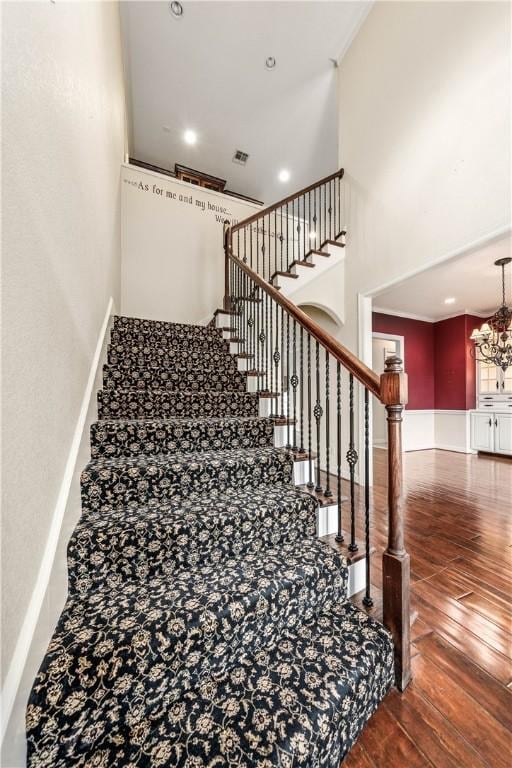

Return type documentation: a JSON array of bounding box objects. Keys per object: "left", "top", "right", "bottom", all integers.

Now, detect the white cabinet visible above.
[
  {"left": 495, "top": 413, "right": 512, "bottom": 456},
  {"left": 471, "top": 412, "right": 494, "bottom": 452},
  {"left": 470, "top": 411, "right": 512, "bottom": 456}
]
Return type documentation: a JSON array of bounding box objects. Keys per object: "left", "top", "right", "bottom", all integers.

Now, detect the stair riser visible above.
[
  {"left": 114, "top": 315, "right": 219, "bottom": 333},
  {"left": 110, "top": 335, "right": 229, "bottom": 354},
  {"left": 81, "top": 451, "right": 294, "bottom": 510},
  {"left": 107, "top": 347, "right": 238, "bottom": 374},
  {"left": 112, "top": 322, "right": 222, "bottom": 343},
  {"left": 102, "top": 365, "right": 247, "bottom": 393},
  {"left": 90, "top": 418, "right": 275, "bottom": 459},
  {"left": 97, "top": 390, "right": 260, "bottom": 420},
  {"left": 68, "top": 490, "right": 319, "bottom": 593}
]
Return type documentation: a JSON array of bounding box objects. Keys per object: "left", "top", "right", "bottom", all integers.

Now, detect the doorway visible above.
[{"left": 372, "top": 333, "right": 404, "bottom": 448}]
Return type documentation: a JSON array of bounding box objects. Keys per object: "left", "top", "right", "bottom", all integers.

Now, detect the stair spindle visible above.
[
  {"left": 314, "top": 340, "right": 323, "bottom": 493},
  {"left": 286, "top": 313, "right": 291, "bottom": 448},
  {"left": 280, "top": 304, "right": 285, "bottom": 418},
  {"left": 269, "top": 293, "right": 274, "bottom": 395},
  {"left": 335, "top": 361, "right": 344, "bottom": 542},
  {"left": 299, "top": 326, "right": 305, "bottom": 453},
  {"left": 324, "top": 351, "right": 332, "bottom": 497},
  {"left": 274, "top": 301, "right": 280, "bottom": 414},
  {"left": 307, "top": 334, "right": 313, "bottom": 488},
  {"left": 291, "top": 320, "right": 297, "bottom": 449},
  {"left": 363, "top": 387, "right": 373, "bottom": 607},
  {"left": 347, "top": 373, "right": 358, "bottom": 552}
]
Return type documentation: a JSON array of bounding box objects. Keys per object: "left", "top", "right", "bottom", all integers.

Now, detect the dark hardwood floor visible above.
[{"left": 329, "top": 448, "right": 512, "bottom": 767}]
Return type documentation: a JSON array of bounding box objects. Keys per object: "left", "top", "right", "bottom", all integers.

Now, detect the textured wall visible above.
[{"left": 1, "top": 0, "right": 125, "bottom": 703}]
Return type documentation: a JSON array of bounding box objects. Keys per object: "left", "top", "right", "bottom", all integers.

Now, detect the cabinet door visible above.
[
  {"left": 494, "top": 414, "right": 512, "bottom": 455},
  {"left": 500, "top": 367, "right": 512, "bottom": 395},
  {"left": 479, "top": 362, "right": 500, "bottom": 394},
  {"left": 471, "top": 413, "right": 494, "bottom": 452}
]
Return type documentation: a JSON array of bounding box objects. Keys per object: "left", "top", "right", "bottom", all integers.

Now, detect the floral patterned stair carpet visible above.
[{"left": 27, "top": 314, "right": 394, "bottom": 767}]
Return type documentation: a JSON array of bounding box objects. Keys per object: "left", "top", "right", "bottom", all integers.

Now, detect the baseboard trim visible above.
[{"left": 0, "top": 296, "right": 114, "bottom": 745}]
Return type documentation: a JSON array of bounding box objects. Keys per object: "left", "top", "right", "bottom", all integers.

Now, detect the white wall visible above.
[
  {"left": 121, "top": 165, "right": 262, "bottom": 324},
  {"left": 1, "top": 1, "right": 126, "bottom": 760},
  {"left": 337, "top": 0, "right": 511, "bottom": 362}
]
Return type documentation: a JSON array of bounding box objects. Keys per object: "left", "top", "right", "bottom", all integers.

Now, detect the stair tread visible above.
[
  {"left": 71, "top": 483, "right": 320, "bottom": 591},
  {"left": 27, "top": 600, "right": 392, "bottom": 766},
  {"left": 91, "top": 416, "right": 275, "bottom": 458}
]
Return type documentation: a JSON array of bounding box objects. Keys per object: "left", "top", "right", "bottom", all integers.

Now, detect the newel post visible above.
[
  {"left": 223, "top": 220, "right": 231, "bottom": 311},
  {"left": 380, "top": 355, "right": 411, "bottom": 691}
]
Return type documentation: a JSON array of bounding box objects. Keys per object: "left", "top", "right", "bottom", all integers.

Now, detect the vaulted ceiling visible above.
[{"left": 120, "top": 1, "right": 371, "bottom": 203}]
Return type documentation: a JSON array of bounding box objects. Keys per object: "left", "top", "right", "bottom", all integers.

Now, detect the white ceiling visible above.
[
  {"left": 120, "top": 1, "right": 371, "bottom": 203},
  {"left": 373, "top": 233, "right": 512, "bottom": 321}
]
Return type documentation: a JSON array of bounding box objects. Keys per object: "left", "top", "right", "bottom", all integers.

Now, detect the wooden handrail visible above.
[
  {"left": 224, "top": 212, "right": 411, "bottom": 691},
  {"left": 225, "top": 241, "right": 381, "bottom": 399},
  {"left": 231, "top": 168, "right": 345, "bottom": 233}
]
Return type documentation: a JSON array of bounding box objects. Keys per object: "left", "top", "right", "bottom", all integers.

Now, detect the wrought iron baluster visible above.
[
  {"left": 335, "top": 362, "right": 344, "bottom": 542},
  {"left": 299, "top": 326, "right": 305, "bottom": 453},
  {"left": 307, "top": 190, "right": 311, "bottom": 253},
  {"left": 328, "top": 180, "right": 332, "bottom": 240},
  {"left": 273, "top": 300, "right": 280, "bottom": 414},
  {"left": 323, "top": 181, "right": 326, "bottom": 244},
  {"left": 363, "top": 387, "right": 373, "bottom": 607},
  {"left": 263, "top": 291, "right": 269, "bottom": 391},
  {"left": 313, "top": 188, "right": 317, "bottom": 256},
  {"left": 291, "top": 320, "right": 298, "bottom": 449},
  {"left": 268, "top": 213, "right": 271, "bottom": 282},
  {"left": 307, "top": 334, "right": 314, "bottom": 488},
  {"left": 336, "top": 176, "right": 343, "bottom": 235},
  {"left": 286, "top": 202, "right": 289, "bottom": 272},
  {"left": 302, "top": 195, "right": 306, "bottom": 262},
  {"left": 256, "top": 220, "right": 260, "bottom": 277},
  {"left": 280, "top": 207, "right": 283, "bottom": 273},
  {"left": 274, "top": 209, "right": 277, "bottom": 279},
  {"left": 269, "top": 294, "right": 274, "bottom": 395},
  {"left": 347, "top": 373, "right": 358, "bottom": 552},
  {"left": 314, "top": 341, "right": 323, "bottom": 493},
  {"left": 280, "top": 305, "right": 285, "bottom": 418},
  {"left": 324, "top": 351, "right": 332, "bottom": 497},
  {"left": 286, "top": 313, "right": 291, "bottom": 448},
  {"left": 291, "top": 199, "right": 295, "bottom": 272}
]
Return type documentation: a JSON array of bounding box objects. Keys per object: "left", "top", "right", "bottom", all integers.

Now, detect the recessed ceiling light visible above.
[
  {"left": 169, "top": 1, "right": 183, "bottom": 19},
  {"left": 278, "top": 169, "right": 290, "bottom": 183},
  {"left": 183, "top": 129, "right": 197, "bottom": 145},
  {"left": 265, "top": 56, "right": 276, "bottom": 70},
  {"left": 444, "top": 297, "right": 456, "bottom": 304},
  {"left": 309, "top": 231, "right": 317, "bottom": 241}
]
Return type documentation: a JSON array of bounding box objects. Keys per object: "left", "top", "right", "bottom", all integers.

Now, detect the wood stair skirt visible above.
[{"left": 27, "top": 313, "right": 394, "bottom": 767}]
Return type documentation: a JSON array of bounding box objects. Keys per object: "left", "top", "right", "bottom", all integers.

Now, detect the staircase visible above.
[{"left": 27, "top": 170, "right": 411, "bottom": 766}]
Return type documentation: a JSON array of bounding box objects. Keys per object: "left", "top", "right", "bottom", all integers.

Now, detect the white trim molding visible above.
[
  {"left": 402, "top": 409, "right": 473, "bottom": 454},
  {"left": 1, "top": 297, "right": 115, "bottom": 761}
]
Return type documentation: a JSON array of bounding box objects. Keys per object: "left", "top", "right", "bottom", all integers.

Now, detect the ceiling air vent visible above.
[{"left": 232, "top": 150, "right": 249, "bottom": 166}]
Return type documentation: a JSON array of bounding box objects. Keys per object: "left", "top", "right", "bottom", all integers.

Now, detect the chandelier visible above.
[{"left": 470, "top": 257, "right": 512, "bottom": 371}]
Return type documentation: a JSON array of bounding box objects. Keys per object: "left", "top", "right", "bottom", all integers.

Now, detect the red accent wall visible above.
[
  {"left": 372, "top": 313, "right": 435, "bottom": 410},
  {"left": 373, "top": 312, "right": 479, "bottom": 410},
  {"left": 433, "top": 314, "right": 481, "bottom": 410}
]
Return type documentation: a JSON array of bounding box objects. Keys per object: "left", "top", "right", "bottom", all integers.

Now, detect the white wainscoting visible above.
[{"left": 402, "top": 410, "right": 472, "bottom": 453}]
